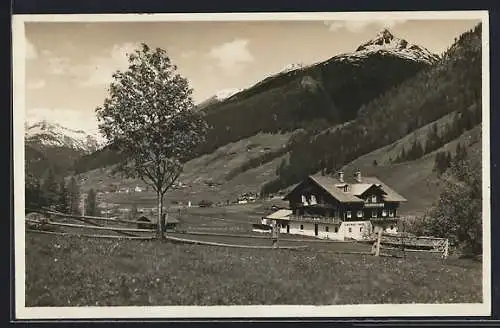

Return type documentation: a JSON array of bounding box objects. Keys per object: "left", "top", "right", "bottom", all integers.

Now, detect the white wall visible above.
[
  {"left": 339, "top": 221, "right": 372, "bottom": 240},
  {"left": 286, "top": 222, "right": 344, "bottom": 241}
]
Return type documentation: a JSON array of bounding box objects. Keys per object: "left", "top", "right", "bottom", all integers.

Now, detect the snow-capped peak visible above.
[
  {"left": 279, "top": 63, "right": 305, "bottom": 74},
  {"left": 353, "top": 28, "right": 440, "bottom": 64},
  {"left": 26, "top": 120, "right": 105, "bottom": 153},
  {"left": 214, "top": 88, "right": 243, "bottom": 101}
]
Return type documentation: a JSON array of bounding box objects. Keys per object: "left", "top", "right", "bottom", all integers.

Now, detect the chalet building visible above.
[{"left": 263, "top": 170, "right": 407, "bottom": 241}]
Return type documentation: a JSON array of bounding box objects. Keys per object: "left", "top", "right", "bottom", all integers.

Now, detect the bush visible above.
[
  {"left": 198, "top": 200, "right": 213, "bottom": 208},
  {"left": 419, "top": 155, "right": 482, "bottom": 257}
]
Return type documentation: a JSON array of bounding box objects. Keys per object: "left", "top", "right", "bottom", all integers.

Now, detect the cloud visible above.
[
  {"left": 47, "top": 56, "right": 72, "bottom": 75},
  {"left": 79, "top": 42, "right": 139, "bottom": 87},
  {"left": 26, "top": 39, "right": 37, "bottom": 60},
  {"left": 324, "top": 19, "right": 407, "bottom": 33},
  {"left": 208, "top": 39, "right": 254, "bottom": 73},
  {"left": 180, "top": 50, "right": 196, "bottom": 59},
  {"left": 26, "top": 107, "right": 100, "bottom": 134},
  {"left": 27, "top": 79, "right": 46, "bottom": 90}
]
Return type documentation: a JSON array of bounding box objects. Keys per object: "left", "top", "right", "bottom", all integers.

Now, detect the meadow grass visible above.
[{"left": 25, "top": 233, "right": 482, "bottom": 307}]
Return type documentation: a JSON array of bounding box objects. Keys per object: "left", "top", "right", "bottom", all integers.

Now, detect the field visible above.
[{"left": 25, "top": 232, "right": 482, "bottom": 307}]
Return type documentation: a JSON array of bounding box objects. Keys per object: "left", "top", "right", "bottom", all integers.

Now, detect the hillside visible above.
[
  {"left": 53, "top": 25, "right": 483, "bottom": 220},
  {"left": 339, "top": 123, "right": 482, "bottom": 216},
  {"left": 198, "top": 29, "right": 436, "bottom": 155},
  {"left": 263, "top": 23, "right": 482, "bottom": 195},
  {"left": 77, "top": 132, "right": 292, "bottom": 205},
  {"left": 73, "top": 29, "right": 436, "bottom": 174}
]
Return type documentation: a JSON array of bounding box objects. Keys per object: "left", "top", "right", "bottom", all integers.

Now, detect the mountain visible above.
[
  {"left": 196, "top": 29, "right": 438, "bottom": 156},
  {"left": 262, "top": 24, "right": 482, "bottom": 196},
  {"left": 75, "top": 29, "right": 437, "bottom": 174},
  {"left": 72, "top": 24, "right": 482, "bottom": 217},
  {"left": 26, "top": 120, "right": 103, "bottom": 154},
  {"left": 354, "top": 29, "right": 440, "bottom": 64},
  {"left": 25, "top": 121, "right": 105, "bottom": 178},
  {"left": 196, "top": 88, "right": 245, "bottom": 111}
]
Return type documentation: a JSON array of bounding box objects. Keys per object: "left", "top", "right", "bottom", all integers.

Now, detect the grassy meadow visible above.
[{"left": 25, "top": 232, "right": 482, "bottom": 307}]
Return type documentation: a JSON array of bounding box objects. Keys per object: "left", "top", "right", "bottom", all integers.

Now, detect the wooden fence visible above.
[
  {"left": 371, "top": 232, "right": 449, "bottom": 259},
  {"left": 24, "top": 209, "right": 308, "bottom": 250},
  {"left": 25, "top": 209, "right": 157, "bottom": 240}
]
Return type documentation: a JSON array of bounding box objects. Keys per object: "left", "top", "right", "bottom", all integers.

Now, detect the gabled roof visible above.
[
  {"left": 308, "top": 176, "right": 364, "bottom": 203},
  {"left": 284, "top": 174, "right": 407, "bottom": 204},
  {"left": 358, "top": 177, "right": 407, "bottom": 202},
  {"left": 265, "top": 209, "right": 293, "bottom": 219},
  {"left": 348, "top": 183, "right": 373, "bottom": 196}
]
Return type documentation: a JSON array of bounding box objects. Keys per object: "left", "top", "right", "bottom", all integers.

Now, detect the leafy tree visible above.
[
  {"left": 86, "top": 188, "right": 98, "bottom": 216},
  {"left": 423, "top": 153, "right": 482, "bottom": 257},
  {"left": 41, "top": 168, "right": 59, "bottom": 209},
  {"left": 67, "top": 176, "right": 80, "bottom": 215},
  {"left": 25, "top": 170, "right": 42, "bottom": 210},
  {"left": 96, "top": 43, "right": 208, "bottom": 239},
  {"left": 455, "top": 142, "right": 468, "bottom": 162},
  {"left": 56, "top": 180, "right": 69, "bottom": 213},
  {"left": 424, "top": 122, "right": 441, "bottom": 154}
]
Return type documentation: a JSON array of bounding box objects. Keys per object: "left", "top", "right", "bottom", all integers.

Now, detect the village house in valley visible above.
[{"left": 262, "top": 170, "right": 407, "bottom": 240}]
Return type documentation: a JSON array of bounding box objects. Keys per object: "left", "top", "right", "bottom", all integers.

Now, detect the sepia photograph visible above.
[{"left": 13, "top": 11, "right": 490, "bottom": 319}]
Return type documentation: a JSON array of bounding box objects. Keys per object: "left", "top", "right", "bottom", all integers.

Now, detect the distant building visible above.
[
  {"left": 136, "top": 213, "right": 180, "bottom": 231},
  {"left": 261, "top": 170, "right": 406, "bottom": 241}
]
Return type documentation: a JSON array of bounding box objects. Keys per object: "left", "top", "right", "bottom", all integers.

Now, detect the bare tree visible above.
[{"left": 96, "top": 43, "right": 208, "bottom": 239}]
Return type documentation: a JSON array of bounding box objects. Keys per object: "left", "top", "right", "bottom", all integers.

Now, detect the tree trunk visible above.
[{"left": 157, "top": 192, "right": 164, "bottom": 240}]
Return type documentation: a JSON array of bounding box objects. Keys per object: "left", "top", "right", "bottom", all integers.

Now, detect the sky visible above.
[{"left": 24, "top": 18, "right": 480, "bottom": 134}]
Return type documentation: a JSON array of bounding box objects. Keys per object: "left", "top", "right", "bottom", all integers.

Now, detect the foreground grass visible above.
[{"left": 26, "top": 233, "right": 482, "bottom": 306}]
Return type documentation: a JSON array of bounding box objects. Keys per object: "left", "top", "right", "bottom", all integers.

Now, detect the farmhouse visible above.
[
  {"left": 263, "top": 170, "right": 406, "bottom": 241},
  {"left": 137, "top": 213, "right": 180, "bottom": 231}
]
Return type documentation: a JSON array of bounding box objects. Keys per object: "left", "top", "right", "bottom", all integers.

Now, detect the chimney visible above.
[
  {"left": 354, "top": 170, "right": 362, "bottom": 183},
  {"left": 337, "top": 170, "right": 344, "bottom": 183}
]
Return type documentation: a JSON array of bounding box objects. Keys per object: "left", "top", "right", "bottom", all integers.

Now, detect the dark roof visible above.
[
  {"left": 358, "top": 177, "right": 407, "bottom": 202},
  {"left": 309, "top": 176, "right": 364, "bottom": 203},
  {"left": 137, "top": 214, "right": 180, "bottom": 224},
  {"left": 285, "top": 174, "right": 407, "bottom": 204}
]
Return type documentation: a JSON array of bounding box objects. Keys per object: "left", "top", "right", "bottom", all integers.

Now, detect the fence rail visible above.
[
  {"left": 371, "top": 232, "right": 449, "bottom": 259},
  {"left": 25, "top": 218, "right": 156, "bottom": 233}
]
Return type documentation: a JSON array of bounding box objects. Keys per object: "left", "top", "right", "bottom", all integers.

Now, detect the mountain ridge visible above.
[{"left": 26, "top": 120, "right": 104, "bottom": 154}]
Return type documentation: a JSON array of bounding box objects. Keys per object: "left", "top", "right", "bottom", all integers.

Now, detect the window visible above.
[
  {"left": 360, "top": 227, "right": 363, "bottom": 232},
  {"left": 325, "top": 226, "right": 329, "bottom": 232},
  {"left": 346, "top": 211, "right": 352, "bottom": 219},
  {"left": 389, "top": 209, "right": 394, "bottom": 217},
  {"left": 300, "top": 224, "right": 304, "bottom": 230},
  {"left": 348, "top": 227, "right": 352, "bottom": 233},
  {"left": 372, "top": 210, "right": 377, "bottom": 218},
  {"left": 344, "top": 185, "right": 348, "bottom": 192},
  {"left": 301, "top": 195, "right": 307, "bottom": 204},
  {"left": 357, "top": 210, "right": 363, "bottom": 218},
  {"left": 371, "top": 195, "right": 377, "bottom": 203},
  {"left": 310, "top": 195, "right": 317, "bottom": 205},
  {"left": 382, "top": 209, "right": 387, "bottom": 217},
  {"left": 334, "top": 227, "right": 339, "bottom": 233}
]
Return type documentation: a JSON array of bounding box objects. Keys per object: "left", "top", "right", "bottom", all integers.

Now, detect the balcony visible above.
[
  {"left": 289, "top": 215, "right": 342, "bottom": 225},
  {"left": 363, "top": 202, "right": 385, "bottom": 208},
  {"left": 370, "top": 216, "right": 399, "bottom": 223}
]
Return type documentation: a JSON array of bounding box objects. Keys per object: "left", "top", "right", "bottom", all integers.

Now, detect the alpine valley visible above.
[{"left": 26, "top": 26, "right": 482, "bottom": 216}]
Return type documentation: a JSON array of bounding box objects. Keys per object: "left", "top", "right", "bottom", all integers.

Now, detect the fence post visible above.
[
  {"left": 442, "top": 239, "right": 449, "bottom": 259},
  {"left": 375, "top": 227, "right": 382, "bottom": 257}
]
